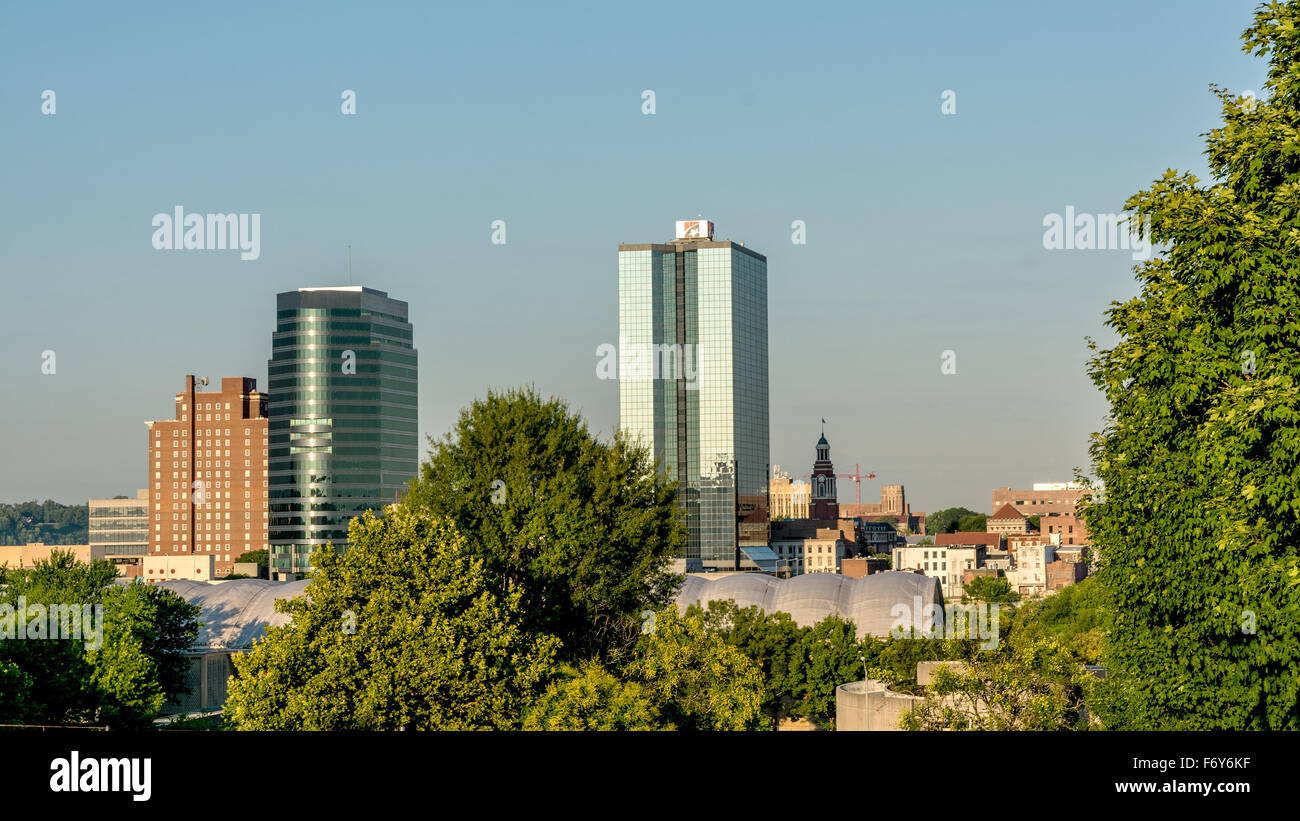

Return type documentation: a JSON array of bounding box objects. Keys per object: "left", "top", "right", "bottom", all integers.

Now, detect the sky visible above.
[{"left": 0, "top": 0, "right": 1268, "bottom": 514}]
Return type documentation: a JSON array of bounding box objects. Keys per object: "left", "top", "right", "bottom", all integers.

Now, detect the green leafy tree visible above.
[
  {"left": 900, "top": 640, "right": 1091, "bottom": 731},
  {"left": 1027, "top": 515, "right": 1041, "bottom": 531},
  {"left": 234, "top": 549, "right": 268, "bottom": 571},
  {"left": 626, "top": 608, "right": 765, "bottom": 730},
  {"left": 688, "top": 600, "right": 805, "bottom": 728},
  {"left": 788, "top": 614, "right": 866, "bottom": 729},
  {"left": 926, "top": 507, "right": 981, "bottom": 535},
  {"left": 963, "top": 575, "right": 1020, "bottom": 604},
  {"left": 523, "top": 662, "right": 664, "bottom": 730},
  {"left": 1085, "top": 2, "right": 1300, "bottom": 729},
  {"left": 956, "top": 514, "right": 988, "bottom": 532},
  {"left": 224, "top": 507, "right": 560, "bottom": 730},
  {"left": 1009, "top": 576, "right": 1104, "bottom": 665},
  {"left": 0, "top": 500, "right": 89, "bottom": 545},
  {"left": 91, "top": 583, "right": 202, "bottom": 728},
  {"left": 403, "top": 386, "right": 685, "bottom": 662},
  {"left": 865, "top": 635, "right": 954, "bottom": 692},
  {"left": 0, "top": 550, "right": 198, "bottom": 728}
]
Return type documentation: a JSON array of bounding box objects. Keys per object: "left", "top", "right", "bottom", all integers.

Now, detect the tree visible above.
[
  {"left": 234, "top": 549, "right": 268, "bottom": 572},
  {"left": 926, "top": 507, "right": 981, "bottom": 535},
  {"left": 224, "top": 507, "right": 560, "bottom": 730},
  {"left": 788, "top": 613, "right": 865, "bottom": 728},
  {"left": 688, "top": 600, "right": 805, "bottom": 728},
  {"left": 1027, "top": 515, "right": 1041, "bottom": 531},
  {"left": 1008, "top": 576, "right": 1104, "bottom": 665},
  {"left": 956, "top": 514, "right": 988, "bottom": 532},
  {"left": 0, "top": 501, "right": 89, "bottom": 546},
  {"left": 900, "top": 640, "right": 1091, "bottom": 731},
  {"left": 0, "top": 550, "right": 199, "bottom": 728},
  {"left": 625, "top": 608, "right": 765, "bottom": 730},
  {"left": 523, "top": 663, "right": 664, "bottom": 730},
  {"left": 963, "top": 575, "right": 1020, "bottom": 604},
  {"left": 403, "top": 386, "right": 685, "bottom": 662},
  {"left": 90, "top": 583, "right": 202, "bottom": 728},
  {"left": 1085, "top": 2, "right": 1300, "bottom": 729}
]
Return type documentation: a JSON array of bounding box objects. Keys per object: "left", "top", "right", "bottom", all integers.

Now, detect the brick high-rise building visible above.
[{"left": 145, "top": 376, "right": 269, "bottom": 579}]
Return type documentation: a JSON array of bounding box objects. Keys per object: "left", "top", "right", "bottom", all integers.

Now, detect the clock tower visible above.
[{"left": 810, "top": 425, "right": 839, "bottom": 520}]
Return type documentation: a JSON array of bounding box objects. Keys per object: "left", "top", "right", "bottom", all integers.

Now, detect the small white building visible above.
[
  {"left": 894, "top": 544, "right": 986, "bottom": 599},
  {"left": 143, "top": 554, "right": 214, "bottom": 584},
  {"left": 1007, "top": 543, "right": 1056, "bottom": 598}
]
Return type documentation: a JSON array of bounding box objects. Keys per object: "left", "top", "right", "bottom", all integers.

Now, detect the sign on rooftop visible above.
[{"left": 675, "top": 219, "right": 714, "bottom": 240}]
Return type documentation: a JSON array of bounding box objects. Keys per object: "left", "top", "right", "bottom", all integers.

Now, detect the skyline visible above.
[{"left": 0, "top": 0, "right": 1267, "bottom": 513}]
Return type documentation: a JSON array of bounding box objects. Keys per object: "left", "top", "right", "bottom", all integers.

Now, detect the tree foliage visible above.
[
  {"left": 1008, "top": 576, "right": 1104, "bottom": 665},
  {"left": 626, "top": 608, "right": 765, "bottom": 730},
  {"left": 403, "top": 386, "right": 685, "bottom": 662},
  {"left": 963, "top": 575, "right": 1020, "bottom": 604},
  {"left": 1085, "top": 2, "right": 1300, "bottom": 729},
  {"left": 0, "top": 500, "right": 88, "bottom": 546},
  {"left": 224, "top": 508, "right": 560, "bottom": 730},
  {"left": 688, "top": 600, "right": 804, "bottom": 728},
  {"left": 900, "top": 640, "right": 1092, "bottom": 731},
  {"left": 926, "top": 507, "right": 982, "bottom": 535},
  {"left": 523, "top": 662, "right": 664, "bottom": 730},
  {"left": 0, "top": 550, "right": 199, "bottom": 728}
]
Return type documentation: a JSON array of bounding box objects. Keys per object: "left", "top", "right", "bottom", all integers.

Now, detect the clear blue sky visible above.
[{"left": 0, "top": 0, "right": 1266, "bottom": 514}]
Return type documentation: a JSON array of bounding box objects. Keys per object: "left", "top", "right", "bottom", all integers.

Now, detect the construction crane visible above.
[
  {"left": 836, "top": 464, "right": 876, "bottom": 506},
  {"left": 804, "top": 463, "right": 877, "bottom": 506}
]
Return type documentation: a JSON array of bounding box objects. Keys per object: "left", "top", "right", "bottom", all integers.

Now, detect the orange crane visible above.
[{"left": 837, "top": 464, "right": 876, "bottom": 506}]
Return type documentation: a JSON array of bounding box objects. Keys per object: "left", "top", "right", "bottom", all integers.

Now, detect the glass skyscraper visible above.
[
  {"left": 267, "top": 286, "right": 418, "bottom": 576},
  {"left": 617, "top": 222, "right": 769, "bottom": 569}
]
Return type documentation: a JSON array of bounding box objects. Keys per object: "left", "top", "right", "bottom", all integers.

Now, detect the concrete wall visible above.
[{"left": 835, "top": 680, "right": 925, "bottom": 731}]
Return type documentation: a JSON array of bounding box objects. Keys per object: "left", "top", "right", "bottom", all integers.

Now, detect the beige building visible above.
[
  {"left": 770, "top": 467, "right": 811, "bottom": 519},
  {"left": 986, "top": 503, "right": 1028, "bottom": 535},
  {"left": 143, "top": 554, "right": 215, "bottom": 584},
  {"left": 0, "top": 542, "right": 144, "bottom": 577},
  {"left": 769, "top": 520, "right": 851, "bottom": 575},
  {"left": 0, "top": 543, "right": 98, "bottom": 569}
]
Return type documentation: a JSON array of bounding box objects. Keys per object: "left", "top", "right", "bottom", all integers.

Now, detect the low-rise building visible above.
[
  {"left": 1007, "top": 543, "right": 1056, "bottom": 597},
  {"left": 986, "top": 504, "right": 1028, "bottom": 535},
  {"left": 894, "top": 543, "right": 987, "bottom": 599},
  {"left": 770, "top": 520, "right": 852, "bottom": 575},
  {"left": 840, "top": 557, "right": 889, "bottom": 579},
  {"left": 935, "top": 531, "right": 1002, "bottom": 550},
  {"left": 1046, "top": 559, "right": 1088, "bottom": 591},
  {"left": 0, "top": 542, "right": 142, "bottom": 576},
  {"left": 142, "top": 555, "right": 215, "bottom": 584}
]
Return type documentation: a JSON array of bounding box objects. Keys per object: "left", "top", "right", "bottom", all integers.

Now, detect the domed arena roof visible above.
[
  {"left": 157, "top": 578, "right": 310, "bottom": 651},
  {"left": 675, "top": 571, "right": 944, "bottom": 639}
]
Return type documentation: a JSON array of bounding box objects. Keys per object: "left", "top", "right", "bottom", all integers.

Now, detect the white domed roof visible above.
[
  {"left": 676, "top": 571, "right": 944, "bottom": 638},
  {"left": 158, "top": 578, "right": 310, "bottom": 651}
]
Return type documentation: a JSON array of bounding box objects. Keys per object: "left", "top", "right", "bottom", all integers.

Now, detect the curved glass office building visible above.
[{"left": 267, "top": 286, "right": 418, "bottom": 577}]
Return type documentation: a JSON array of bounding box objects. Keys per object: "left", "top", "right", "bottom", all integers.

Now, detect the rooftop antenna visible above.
[{"left": 347, "top": 245, "right": 353, "bottom": 286}]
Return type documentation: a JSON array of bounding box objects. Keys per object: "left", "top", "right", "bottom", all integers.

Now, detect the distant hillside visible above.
[{"left": 0, "top": 500, "right": 89, "bottom": 545}]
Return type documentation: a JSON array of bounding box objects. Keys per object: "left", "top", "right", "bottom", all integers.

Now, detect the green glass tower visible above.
[
  {"left": 267, "top": 286, "right": 418, "bottom": 576},
  {"left": 617, "top": 221, "right": 770, "bottom": 569}
]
